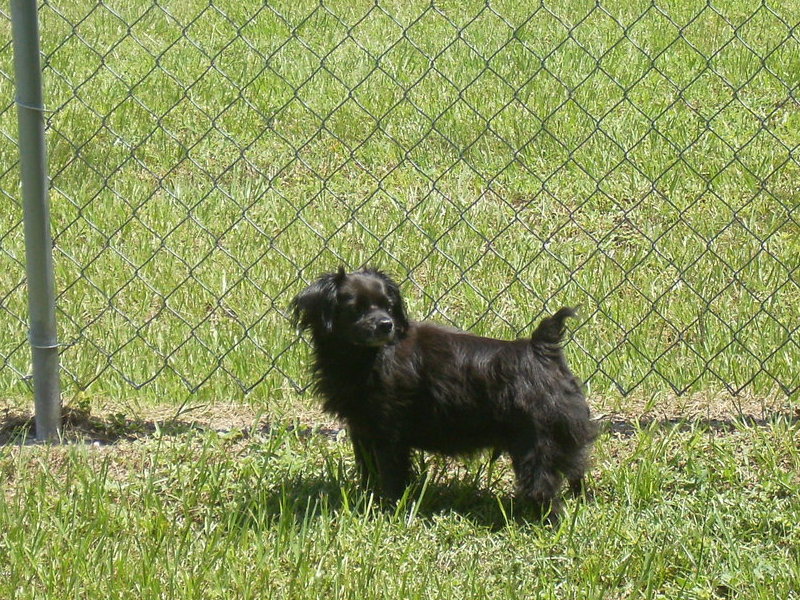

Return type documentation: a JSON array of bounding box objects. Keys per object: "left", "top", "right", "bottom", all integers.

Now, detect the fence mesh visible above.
[{"left": 1, "top": 0, "right": 798, "bottom": 403}]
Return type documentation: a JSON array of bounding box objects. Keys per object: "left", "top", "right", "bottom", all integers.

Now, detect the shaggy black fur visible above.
[{"left": 292, "top": 267, "right": 598, "bottom": 520}]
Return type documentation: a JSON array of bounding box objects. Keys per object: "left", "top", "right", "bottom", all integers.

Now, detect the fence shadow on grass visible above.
[
  {"left": 2, "top": 405, "right": 797, "bottom": 446},
  {"left": 0, "top": 405, "right": 203, "bottom": 445},
  {"left": 603, "top": 413, "right": 799, "bottom": 437},
  {"left": 4, "top": 402, "right": 797, "bottom": 447}
]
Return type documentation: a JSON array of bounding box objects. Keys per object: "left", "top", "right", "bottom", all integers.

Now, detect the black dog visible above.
[{"left": 292, "top": 267, "right": 597, "bottom": 519}]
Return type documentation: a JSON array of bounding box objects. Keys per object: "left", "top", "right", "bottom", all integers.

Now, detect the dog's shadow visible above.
[{"left": 233, "top": 471, "right": 563, "bottom": 532}]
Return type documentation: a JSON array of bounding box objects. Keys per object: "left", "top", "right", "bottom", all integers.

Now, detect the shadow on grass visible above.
[
  {"left": 233, "top": 471, "right": 541, "bottom": 531},
  {"left": 4, "top": 406, "right": 797, "bottom": 530}
]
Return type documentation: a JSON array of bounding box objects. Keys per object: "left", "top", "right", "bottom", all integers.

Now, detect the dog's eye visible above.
[{"left": 338, "top": 295, "right": 360, "bottom": 316}]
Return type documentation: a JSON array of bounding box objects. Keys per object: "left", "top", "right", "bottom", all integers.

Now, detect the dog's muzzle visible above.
[{"left": 359, "top": 317, "right": 395, "bottom": 346}]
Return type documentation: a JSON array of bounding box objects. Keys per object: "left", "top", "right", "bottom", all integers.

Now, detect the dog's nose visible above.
[{"left": 376, "top": 318, "right": 394, "bottom": 336}]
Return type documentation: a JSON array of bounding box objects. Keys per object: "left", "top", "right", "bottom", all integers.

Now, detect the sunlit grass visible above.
[
  {"left": 1, "top": 418, "right": 798, "bottom": 599},
  {"left": 0, "top": 0, "right": 797, "bottom": 405}
]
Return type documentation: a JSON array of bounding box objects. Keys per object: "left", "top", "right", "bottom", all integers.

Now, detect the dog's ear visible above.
[
  {"left": 336, "top": 265, "right": 347, "bottom": 282},
  {"left": 291, "top": 270, "right": 345, "bottom": 337}
]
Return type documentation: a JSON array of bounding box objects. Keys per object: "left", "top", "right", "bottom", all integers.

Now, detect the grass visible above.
[
  {"left": 1, "top": 409, "right": 799, "bottom": 599},
  {"left": 0, "top": 0, "right": 797, "bottom": 404}
]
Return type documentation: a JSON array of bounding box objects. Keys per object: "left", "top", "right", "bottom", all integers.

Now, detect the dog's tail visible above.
[{"left": 530, "top": 307, "right": 577, "bottom": 348}]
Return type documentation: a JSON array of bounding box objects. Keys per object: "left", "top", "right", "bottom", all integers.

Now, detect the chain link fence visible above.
[{"left": 1, "top": 0, "right": 798, "bottom": 404}]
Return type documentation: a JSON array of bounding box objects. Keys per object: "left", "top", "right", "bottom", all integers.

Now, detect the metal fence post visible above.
[{"left": 11, "top": 0, "right": 61, "bottom": 441}]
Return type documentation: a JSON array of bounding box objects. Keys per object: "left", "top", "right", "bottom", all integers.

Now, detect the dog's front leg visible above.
[
  {"left": 350, "top": 433, "right": 379, "bottom": 492},
  {"left": 373, "top": 444, "right": 411, "bottom": 501},
  {"left": 509, "top": 440, "right": 564, "bottom": 523},
  {"left": 350, "top": 433, "right": 410, "bottom": 502}
]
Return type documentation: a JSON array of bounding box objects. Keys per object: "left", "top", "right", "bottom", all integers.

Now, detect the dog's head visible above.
[{"left": 292, "top": 267, "right": 409, "bottom": 346}]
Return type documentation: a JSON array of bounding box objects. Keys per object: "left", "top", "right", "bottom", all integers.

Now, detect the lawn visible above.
[{"left": 1, "top": 0, "right": 799, "bottom": 597}]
